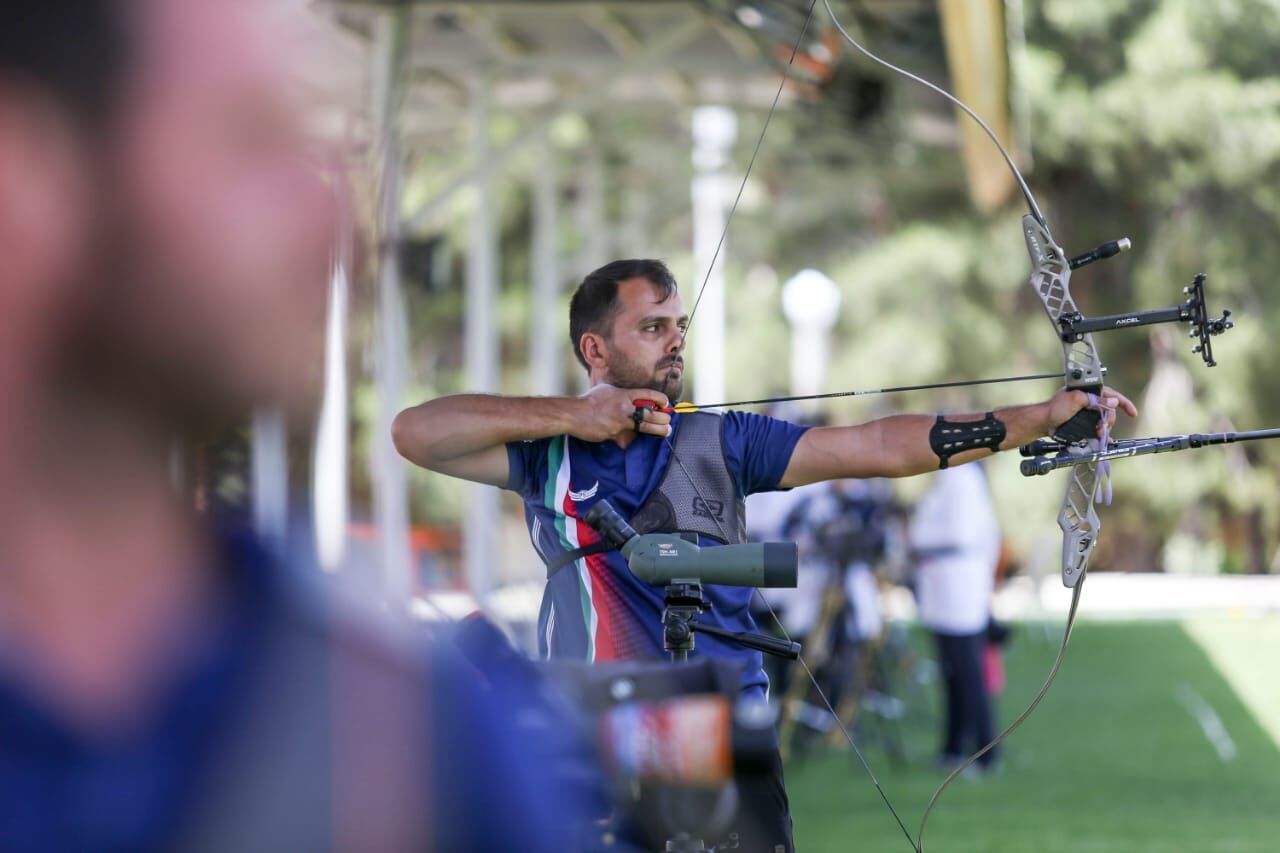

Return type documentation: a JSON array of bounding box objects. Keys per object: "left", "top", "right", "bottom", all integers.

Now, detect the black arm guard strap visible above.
[{"left": 930, "top": 412, "right": 1007, "bottom": 469}]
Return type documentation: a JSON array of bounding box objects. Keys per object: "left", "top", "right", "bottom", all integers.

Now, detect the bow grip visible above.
[{"left": 1052, "top": 392, "right": 1102, "bottom": 445}]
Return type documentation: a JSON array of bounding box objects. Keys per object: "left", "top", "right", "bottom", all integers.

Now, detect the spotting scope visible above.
[{"left": 584, "top": 500, "right": 797, "bottom": 588}]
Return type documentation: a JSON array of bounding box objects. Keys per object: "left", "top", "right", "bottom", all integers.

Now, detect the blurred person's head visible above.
[
  {"left": 0, "top": 0, "right": 333, "bottom": 432},
  {"left": 569, "top": 259, "right": 687, "bottom": 401},
  {"left": 0, "top": 0, "right": 125, "bottom": 453}
]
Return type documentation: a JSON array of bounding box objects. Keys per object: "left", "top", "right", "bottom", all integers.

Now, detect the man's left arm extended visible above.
[{"left": 780, "top": 387, "right": 1137, "bottom": 487}]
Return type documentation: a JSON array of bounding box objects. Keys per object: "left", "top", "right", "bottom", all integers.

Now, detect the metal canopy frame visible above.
[{"left": 293, "top": 0, "right": 1012, "bottom": 606}]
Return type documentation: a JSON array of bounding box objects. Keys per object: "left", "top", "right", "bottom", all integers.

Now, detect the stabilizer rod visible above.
[{"left": 1020, "top": 428, "right": 1280, "bottom": 476}]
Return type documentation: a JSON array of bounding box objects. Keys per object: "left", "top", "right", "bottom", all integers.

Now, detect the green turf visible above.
[{"left": 785, "top": 619, "right": 1280, "bottom": 852}]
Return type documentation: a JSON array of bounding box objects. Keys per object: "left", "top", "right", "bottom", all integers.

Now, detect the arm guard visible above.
[{"left": 929, "top": 412, "right": 1007, "bottom": 469}]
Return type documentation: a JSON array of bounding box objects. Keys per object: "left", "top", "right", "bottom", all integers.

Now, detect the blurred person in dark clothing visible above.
[
  {"left": 0, "top": 1, "right": 603, "bottom": 851},
  {"left": 778, "top": 478, "right": 893, "bottom": 737}
]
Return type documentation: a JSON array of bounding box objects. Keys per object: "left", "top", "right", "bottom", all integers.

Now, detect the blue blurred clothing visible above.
[
  {"left": 0, "top": 521, "right": 603, "bottom": 852},
  {"left": 506, "top": 411, "right": 809, "bottom": 697}
]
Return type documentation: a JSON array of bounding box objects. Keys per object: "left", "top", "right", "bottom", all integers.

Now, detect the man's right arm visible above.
[{"left": 391, "top": 385, "right": 673, "bottom": 488}]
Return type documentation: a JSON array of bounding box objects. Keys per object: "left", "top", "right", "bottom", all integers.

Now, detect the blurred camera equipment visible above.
[{"left": 579, "top": 499, "right": 801, "bottom": 851}]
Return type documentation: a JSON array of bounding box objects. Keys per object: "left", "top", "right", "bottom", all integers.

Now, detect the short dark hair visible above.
[
  {"left": 0, "top": 0, "right": 130, "bottom": 128},
  {"left": 568, "top": 259, "right": 678, "bottom": 371}
]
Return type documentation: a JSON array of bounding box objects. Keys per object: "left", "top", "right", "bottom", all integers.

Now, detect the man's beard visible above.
[{"left": 605, "top": 352, "right": 684, "bottom": 402}]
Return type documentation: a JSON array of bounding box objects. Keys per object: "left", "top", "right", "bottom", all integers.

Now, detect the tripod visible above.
[
  {"left": 581, "top": 501, "right": 802, "bottom": 853},
  {"left": 658, "top": 581, "right": 799, "bottom": 853}
]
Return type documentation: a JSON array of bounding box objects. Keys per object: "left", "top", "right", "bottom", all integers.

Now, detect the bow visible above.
[{"left": 648, "top": 2, "right": 1242, "bottom": 850}]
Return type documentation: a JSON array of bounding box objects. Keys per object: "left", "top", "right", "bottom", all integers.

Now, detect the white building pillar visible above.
[
  {"left": 369, "top": 6, "right": 414, "bottom": 600},
  {"left": 313, "top": 258, "right": 350, "bottom": 572},
  {"left": 690, "top": 105, "right": 737, "bottom": 406},
  {"left": 530, "top": 133, "right": 563, "bottom": 396},
  {"left": 465, "top": 75, "right": 501, "bottom": 604},
  {"left": 251, "top": 408, "right": 288, "bottom": 546}
]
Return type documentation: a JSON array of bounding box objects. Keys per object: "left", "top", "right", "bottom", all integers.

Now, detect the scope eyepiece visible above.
[{"left": 583, "top": 499, "right": 638, "bottom": 549}]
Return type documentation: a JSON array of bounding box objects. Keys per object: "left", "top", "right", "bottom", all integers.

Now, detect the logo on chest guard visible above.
[{"left": 691, "top": 497, "right": 724, "bottom": 521}]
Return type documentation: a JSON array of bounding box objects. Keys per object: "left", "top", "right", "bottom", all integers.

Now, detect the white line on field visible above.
[{"left": 1175, "top": 683, "right": 1237, "bottom": 762}]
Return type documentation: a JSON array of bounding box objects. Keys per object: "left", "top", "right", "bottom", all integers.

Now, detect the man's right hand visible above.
[{"left": 572, "top": 384, "right": 672, "bottom": 442}]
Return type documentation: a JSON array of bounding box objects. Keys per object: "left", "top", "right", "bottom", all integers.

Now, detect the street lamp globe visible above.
[{"left": 781, "top": 268, "right": 841, "bottom": 331}]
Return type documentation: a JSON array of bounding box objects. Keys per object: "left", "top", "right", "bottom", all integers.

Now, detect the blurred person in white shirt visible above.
[{"left": 908, "top": 462, "right": 1002, "bottom": 772}]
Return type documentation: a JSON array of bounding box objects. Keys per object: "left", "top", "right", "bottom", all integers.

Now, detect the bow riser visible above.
[
  {"left": 1022, "top": 213, "right": 1106, "bottom": 586},
  {"left": 1023, "top": 215, "right": 1105, "bottom": 390}
]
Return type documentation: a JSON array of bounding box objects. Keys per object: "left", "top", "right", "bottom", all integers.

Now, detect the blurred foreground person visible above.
[
  {"left": 908, "top": 463, "right": 1003, "bottom": 774},
  {"left": 0, "top": 2, "right": 599, "bottom": 850}
]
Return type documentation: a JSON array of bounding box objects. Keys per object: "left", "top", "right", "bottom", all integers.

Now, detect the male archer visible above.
[{"left": 393, "top": 257, "right": 1136, "bottom": 852}]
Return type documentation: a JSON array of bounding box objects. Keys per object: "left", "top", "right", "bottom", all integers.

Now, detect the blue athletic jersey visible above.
[
  {"left": 0, "top": 522, "right": 604, "bottom": 852},
  {"left": 506, "top": 411, "right": 809, "bottom": 696}
]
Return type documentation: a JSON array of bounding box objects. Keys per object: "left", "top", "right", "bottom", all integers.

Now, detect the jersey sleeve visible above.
[
  {"left": 720, "top": 411, "right": 810, "bottom": 496},
  {"left": 505, "top": 438, "right": 554, "bottom": 501}
]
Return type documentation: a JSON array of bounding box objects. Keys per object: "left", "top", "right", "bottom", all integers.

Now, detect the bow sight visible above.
[{"left": 1057, "top": 271, "right": 1233, "bottom": 367}]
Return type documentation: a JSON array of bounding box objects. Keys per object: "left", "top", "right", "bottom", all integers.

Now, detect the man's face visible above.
[
  {"left": 77, "top": 0, "right": 334, "bottom": 417},
  {"left": 599, "top": 277, "right": 688, "bottom": 401}
]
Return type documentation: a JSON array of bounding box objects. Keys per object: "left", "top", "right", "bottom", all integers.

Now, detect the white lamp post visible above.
[{"left": 781, "top": 269, "right": 842, "bottom": 406}]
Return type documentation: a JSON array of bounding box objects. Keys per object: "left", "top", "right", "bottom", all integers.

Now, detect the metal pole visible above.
[
  {"left": 406, "top": 19, "right": 707, "bottom": 232},
  {"left": 578, "top": 135, "right": 607, "bottom": 271},
  {"left": 313, "top": 258, "right": 350, "bottom": 573},
  {"left": 465, "top": 74, "right": 501, "bottom": 604},
  {"left": 530, "top": 132, "right": 563, "bottom": 396},
  {"left": 621, "top": 178, "right": 652, "bottom": 258},
  {"left": 370, "top": 5, "right": 414, "bottom": 601},
  {"left": 251, "top": 408, "right": 288, "bottom": 546},
  {"left": 570, "top": 132, "right": 606, "bottom": 394}
]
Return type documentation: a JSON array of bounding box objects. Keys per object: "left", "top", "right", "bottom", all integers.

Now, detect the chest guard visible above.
[
  {"left": 543, "top": 411, "right": 746, "bottom": 578},
  {"left": 631, "top": 411, "right": 746, "bottom": 545}
]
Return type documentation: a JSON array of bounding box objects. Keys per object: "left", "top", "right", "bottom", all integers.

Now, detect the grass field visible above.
[{"left": 785, "top": 617, "right": 1280, "bottom": 852}]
